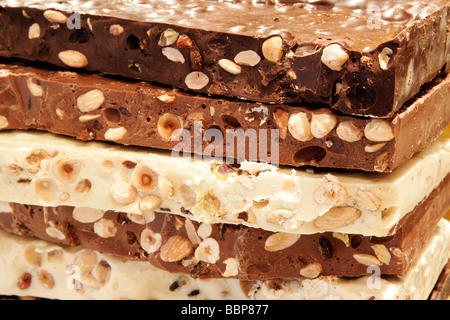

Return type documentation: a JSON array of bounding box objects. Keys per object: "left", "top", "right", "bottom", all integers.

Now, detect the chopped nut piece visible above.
[
  {"left": 81, "top": 274, "right": 102, "bottom": 289},
  {"left": 75, "top": 179, "right": 92, "bottom": 194},
  {"left": 234, "top": 50, "right": 261, "bottom": 67},
  {"left": 158, "top": 28, "right": 179, "bottom": 46},
  {"left": 160, "top": 235, "right": 193, "bottom": 262},
  {"left": 35, "top": 178, "right": 58, "bottom": 204},
  {"left": 372, "top": 244, "right": 391, "bottom": 265},
  {"left": 288, "top": 112, "right": 313, "bottom": 142},
  {"left": 379, "top": 47, "right": 393, "bottom": 70},
  {"left": 212, "top": 164, "right": 235, "bottom": 181},
  {"left": 264, "top": 233, "right": 301, "bottom": 252},
  {"left": 267, "top": 209, "right": 294, "bottom": 225},
  {"left": 75, "top": 251, "right": 97, "bottom": 273},
  {"left": 109, "top": 24, "right": 124, "bottom": 36},
  {"left": 365, "top": 143, "right": 387, "bottom": 153},
  {"left": 37, "top": 269, "right": 55, "bottom": 289},
  {"left": 79, "top": 114, "right": 101, "bottom": 122},
  {"left": 391, "top": 247, "right": 403, "bottom": 258},
  {"left": 253, "top": 199, "right": 270, "bottom": 209},
  {"left": 374, "top": 151, "right": 390, "bottom": 172},
  {"left": 179, "top": 185, "right": 197, "bottom": 207},
  {"left": 310, "top": 113, "right": 337, "bottom": 139},
  {"left": 197, "top": 223, "right": 212, "bottom": 240},
  {"left": 185, "top": 71, "right": 210, "bottom": 90},
  {"left": 46, "top": 249, "right": 64, "bottom": 264},
  {"left": 364, "top": 120, "right": 395, "bottom": 142},
  {"left": 140, "top": 228, "right": 162, "bottom": 254},
  {"left": 0, "top": 115, "right": 9, "bottom": 130},
  {"left": 109, "top": 181, "right": 138, "bottom": 205},
  {"left": 139, "top": 195, "right": 162, "bottom": 213},
  {"left": 336, "top": 121, "right": 364, "bottom": 142},
  {"left": 127, "top": 212, "right": 155, "bottom": 225},
  {"left": 174, "top": 216, "right": 185, "bottom": 230},
  {"left": 43, "top": 10, "right": 68, "bottom": 24},
  {"left": 27, "top": 78, "right": 44, "bottom": 97},
  {"left": 222, "top": 258, "right": 239, "bottom": 277},
  {"left": 314, "top": 180, "right": 348, "bottom": 206},
  {"left": 45, "top": 223, "right": 65, "bottom": 241},
  {"left": 195, "top": 238, "right": 220, "bottom": 264},
  {"left": 18, "top": 272, "right": 32, "bottom": 290},
  {"left": 132, "top": 165, "right": 159, "bottom": 193},
  {"left": 177, "top": 34, "right": 194, "bottom": 48},
  {"left": 262, "top": 36, "right": 284, "bottom": 62},
  {"left": 158, "top": 176, "right": 174, "bottom": 199},
  {"left": 218, "top": 59, "right": 242, "bottom": 75},
  {"left": 353, "top": 254, "right": 382, "bottom": 266},
  {"left": 22, "top": 10, "right": 31, "bottom": 19},
  {"left": 104, "top": 127, "right": 127, "bottom": 141},
  {"left": 273, "top": 109, "right": 289, "bottom": 139},
  {"left": 321, "top": 44, "right": 349, "bottom": 71},
  {"left": 53, "top": 154, "right": 80, "bottom": 183},
  {"left": 55, "top": 108, "right": 65, "bottom": 120},
  {"left": 332, "top": 232, "right": 350, "bottom": 247},
  {"left": 299, "top": 263, "right": 322, "bottom": 279},
  {"left": 58, "top": 50, "right": 88, "bottom": 68},
  {"left": 314, "top": 207, "right": 361, "bottom": 231},
  {"left": 28, "top": 23, "right": 41, "bottom": 39},
  {"left": 24, "top": 149, "right": 50, "bottom": 174},
  {"left": 162, "top": 47, "right": 185, "bottom": 63},
  {"left": 354, "top": 189, "right": 382, "bottom": 211},
  {"left": 94, "top": 218, "right": 117, "bottom": 238},
  {"left": 72, "top": 207, "right": 105, "bottom": 224},
  {"left": 24, "top": 245, "right": 42, "bottom": 267},
  {"left": 157, "top": 113, "right": 183, "bottom": 141},
  {"left": 184, "top": 218, "right": 201, "bottom": 245},
  {"left": 92, "top": 260, "right": 111, "bottom": 286},
  {"left": 77, "top": 89, "right": 105, "bottom": 113},
  {"left": 157, "top": 93, "right": 177, "bottom": 104}
]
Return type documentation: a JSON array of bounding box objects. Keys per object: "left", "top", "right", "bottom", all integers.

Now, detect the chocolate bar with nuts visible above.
[
  {"left": 0, "top": 130, "right": 448, "bottom": 237},
  {"left": 1, "top": 61, "right": 449, "bottom": 172},
  {"left": 0, "top": 1, "right": 449, "bottom": 118},
  {"left": 0, "top": 172, "right": 449, "bottom": 280},
  {"left": 0, "top": 220, "right": 449, "bottom": 300}
]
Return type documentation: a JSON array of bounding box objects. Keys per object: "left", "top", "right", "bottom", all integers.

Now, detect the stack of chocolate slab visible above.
[{"left": 0, "top": 0, "right": 448, "bottom": 300}]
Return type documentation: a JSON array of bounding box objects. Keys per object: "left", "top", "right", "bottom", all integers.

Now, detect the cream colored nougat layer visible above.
[
  {"left": 0, "top": 219, "right": 449, "bottom": 300},
  {"left": 0, "top": 131, "right": 448, "bottom": 236}
]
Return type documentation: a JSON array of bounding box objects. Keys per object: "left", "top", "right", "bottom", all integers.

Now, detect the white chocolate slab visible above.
[
  {"left": 0, "top": 219, "right": 448, "bottom": 300},
  {"left": 0, "top": 131, "right": 448, "bottom": 236}
]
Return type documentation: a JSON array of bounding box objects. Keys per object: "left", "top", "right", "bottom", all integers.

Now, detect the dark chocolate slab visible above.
[
  {"left": 0, "top": 1, "right": 449, "bottom": 117},
  {"left": 0, "top": 61, "right": 449, "bottom": 172},
  {"left": 1, "top": 174, "right": 448, "bottom": 281}
]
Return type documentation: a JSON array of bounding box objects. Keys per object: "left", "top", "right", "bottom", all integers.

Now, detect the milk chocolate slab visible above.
[
  {"left": 0, "top": 1, "right": 449, "bottom": 117},
  {"left": 1, "top": 62, "right": 450, "bottom": 172},
  {"left": 0, "top": 131, "right": 448, "bottom": 236},
  {"left": 0, "top": 220, "right": 449, "bottom": 300},
  {"left": 0, "top": 173, "right": 449, "bottom": 280}
]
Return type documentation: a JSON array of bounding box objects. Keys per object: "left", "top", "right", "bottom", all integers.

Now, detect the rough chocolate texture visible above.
[
  {"left": 0, "top": 61, "right": 449, "bottom": 172},
  {"left": 0, "top": 174, "right": 448, "bottom": 281},
  {"left": 0, "top": 1, "right": 449, "bottom": 117}
]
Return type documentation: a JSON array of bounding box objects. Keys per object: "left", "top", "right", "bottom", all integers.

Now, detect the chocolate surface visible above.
[
  {"left": 1, "top": 174, "right": 448, "bottom": 281},
  {"left": 0, "top": 60, "right": 449, "bottom": 172},
  {"left": 0, "top": 1, "right": 449, "bottom": 117}
]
